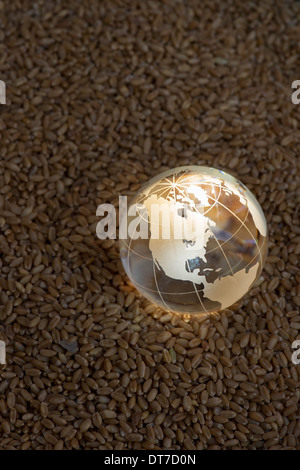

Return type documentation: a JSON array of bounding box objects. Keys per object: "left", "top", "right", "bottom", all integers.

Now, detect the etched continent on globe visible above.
[{"left": 120, "top": 166, "right": 268, "bottom": 315}]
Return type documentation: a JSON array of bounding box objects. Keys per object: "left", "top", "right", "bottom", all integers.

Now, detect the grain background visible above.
[{"left": 0, "top": 0, "right": 300, "bottom": 450}]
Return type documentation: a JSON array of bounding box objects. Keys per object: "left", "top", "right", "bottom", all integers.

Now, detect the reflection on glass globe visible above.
[{"left": 120, "top": 166, "right": 268, "bottom": 315}]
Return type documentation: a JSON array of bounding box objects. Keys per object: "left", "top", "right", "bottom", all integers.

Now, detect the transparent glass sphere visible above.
[{"left": 120, "top": 166, "right": 268, "bottom": 315}]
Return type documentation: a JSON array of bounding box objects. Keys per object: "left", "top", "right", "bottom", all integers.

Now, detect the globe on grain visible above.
[{"left": 119, "top": 166, "right": 268, "bottom": 315}]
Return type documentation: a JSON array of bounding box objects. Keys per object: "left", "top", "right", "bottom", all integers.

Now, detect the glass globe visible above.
[{"left": 120, "top": 166, "right": 268, "bottom": 315}]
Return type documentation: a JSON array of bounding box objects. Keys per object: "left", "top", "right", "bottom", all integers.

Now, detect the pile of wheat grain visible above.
[{"left": 0, "top": 0, "right": 299, "bottom": 450}]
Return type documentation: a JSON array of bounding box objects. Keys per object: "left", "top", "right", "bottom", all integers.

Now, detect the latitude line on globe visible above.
[
  {"left": 129, "top": 238, "right": 266, "bottom": 295},
  {"left": 124, "top": 237, "right": 264, "bottom": 297},
  {"left": 121, "top": 194, "right": 252, "bottom": 262},
  {"left": 126, "top": 235, "right": 264, "bottom": 297},
  {"left": 126, "top": 214, "right": 265, "bottom": 298}
]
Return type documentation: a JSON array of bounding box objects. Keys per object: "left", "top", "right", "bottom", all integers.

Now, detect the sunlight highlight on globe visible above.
[{"left": 120, "top": 166, "right": 268, "bottom": 315}]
